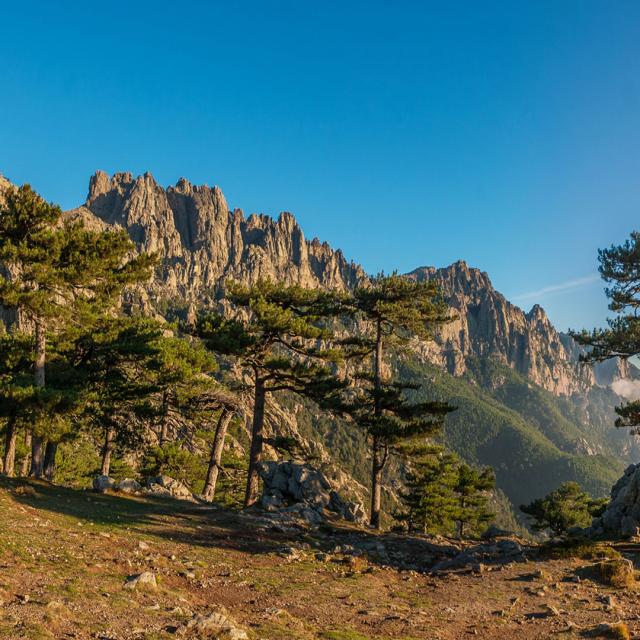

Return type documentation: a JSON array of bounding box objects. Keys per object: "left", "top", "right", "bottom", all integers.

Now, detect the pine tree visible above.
[
  {"left": 520, "top": 482, "right": 606, "bottom": 537},
  {"left": 197, "top": 279, "right": 345, "bottom": 507},
  {"left": 0, "top": 184, "right": 154, "bottom": 477},
  {"left": 452, "top": 463, "right": 495, "bottom": 539},
  {"left": 570, "top": 231, "right": 640, "bottom": 433},
  {"left": 143, "top": 334, "right": 219, "bottom": 447},
  {"left": 341, "top": 273, "right": 454, "bottom": 528},
  {"left": 395, "top": 445, "right": 459, "bottom": 534},
  {"left": 0, "top": 329, "right": 35, "bottom": 476},
  {"left": 63, "top": 316, "right": 164, "bottom": 477},
  {"left": 165, "top": 371, "right": 239, "bottom": 502}
]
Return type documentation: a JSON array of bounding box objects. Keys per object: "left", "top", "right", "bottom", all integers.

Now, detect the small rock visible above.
[
  {"left": 178, "top": 610, "right": 248, "bottom": 639},
  {"left": 123, "top": 571, "right": 157, "bottom": 591}
]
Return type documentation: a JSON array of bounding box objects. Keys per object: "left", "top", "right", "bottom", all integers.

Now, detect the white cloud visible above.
[
  {"left": 511, "top": 274, "right": 601, "bottom": 303},
  {"left": 612, "top": 378, "right": 640, "bottom": 401}
]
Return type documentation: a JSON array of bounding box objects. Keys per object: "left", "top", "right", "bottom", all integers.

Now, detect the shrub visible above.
[{"left": 140, "top": 444, "right": 206, "bottom": 489}]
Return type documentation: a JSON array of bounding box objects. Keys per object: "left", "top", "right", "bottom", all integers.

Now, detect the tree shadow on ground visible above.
[{"left": 2, "top": 476, "right": 533, "bottom": 573}]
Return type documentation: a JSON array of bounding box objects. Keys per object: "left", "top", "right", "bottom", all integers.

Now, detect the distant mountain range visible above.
[{"left": 2, "top": 170, "right": 637, "bottom": 519}]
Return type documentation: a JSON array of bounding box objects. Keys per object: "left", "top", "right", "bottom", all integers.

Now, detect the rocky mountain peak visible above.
[
  {"left": 3, "top": 168, "right": 628, "bottom": 398},
  {"left": 409, "top": 262, "right": 598, "bottom": 395},
  {"left": 80, "top": 171, "right": 366, "bottom": 304}
]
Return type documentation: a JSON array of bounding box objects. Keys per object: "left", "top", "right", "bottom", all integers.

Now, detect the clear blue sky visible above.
[{"left": 1, "top": 1, "right": 638, "bottom": 331}]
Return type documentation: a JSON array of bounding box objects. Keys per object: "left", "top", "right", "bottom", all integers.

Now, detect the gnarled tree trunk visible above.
[
  {"left": 3, "top": 419, "right": 18, "bottom": 477},
  {"left": 370, "top": 318, "right": 384, "bottom": 529},
  {"left": 101, "top": 426, "right": 116, "bottom": 477},
  {"left": 43, "top": 441, "right": 58, "bottom": 481},
  {"left": 244, "top": 378, "right": 266, "bottom": 508},
  {"left": 202, "top": 409, "right": 233, "bottom": 502},
  {"left": 30, "top": 318, "right": 46, "bottom": 479}
]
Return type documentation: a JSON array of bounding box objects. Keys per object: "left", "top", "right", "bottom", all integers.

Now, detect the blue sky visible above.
[{"left": 1, "top": 1, "right": 638, "bottom": 331}]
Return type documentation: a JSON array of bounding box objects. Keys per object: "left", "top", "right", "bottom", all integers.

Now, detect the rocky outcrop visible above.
[
  {"left": 589, "top": 464, "right": 640, "bottom": 538},
  {"left": 145, "top": 474, "right": 196, "bottom": 502},
  {"left": 259, "top": 460, "right": 367, "bottom": 524}
]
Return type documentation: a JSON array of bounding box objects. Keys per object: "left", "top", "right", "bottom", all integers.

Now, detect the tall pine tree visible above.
[
  {"left": 341, "top": 273, "right": 454, "bottom": 528},
  {"left": 63, "top": 316, "right": 163, "bottom": 477},
  {"left": 571, "top": 231, "right": 640, "bottom": 433},
  {"left": 0, "top": 184, "right": 154, "bottom": 476},
  {"left": 197, "top": 279, "right": 344, "bottom": 507}
]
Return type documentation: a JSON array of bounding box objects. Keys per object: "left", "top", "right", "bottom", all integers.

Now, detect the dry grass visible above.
[{"left": 595, "top": 559, "right": 636, "bottom": 589}]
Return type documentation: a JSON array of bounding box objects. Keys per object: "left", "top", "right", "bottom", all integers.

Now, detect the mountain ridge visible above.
[{"left": 70, "top": 170, "right": 629, "bottom": 398}]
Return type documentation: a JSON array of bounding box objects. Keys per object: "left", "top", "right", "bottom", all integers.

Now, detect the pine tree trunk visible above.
[
  {"left": 202, "top": 409, "right": 233, "bottom": 502},
  {"left": 101, "top": 427, "right": 115, "bottom": 476},
  {"left": 20, "top": 431, "right": 32, "bottom": 476},
  {"left": 369, "top": 319, "right": 384, "bottom": 528},
  {"left": 244, "top": 378, "right": 266, "bottom": 508},
  {"left": 3, "top": 419, "right": 17, "bottom": 477},
  {"left": 159, "top": 390, "right": 169, "bottom": 446},
  {"left": 30, "top": 318, "right": 46, "bottom": 479},
  {"left": 373, "top": 318, "right": 383, "bottom": 416},
  {"left": 370, "top": 438, "right": 383, "bottom": 529},
  {"left": 43, "top": 441, "right": 58, "bottom": 481}
]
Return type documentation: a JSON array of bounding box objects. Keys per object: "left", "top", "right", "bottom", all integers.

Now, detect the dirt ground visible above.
[{"left": 0, "top": 478, "right": 638, "bottom": 639}]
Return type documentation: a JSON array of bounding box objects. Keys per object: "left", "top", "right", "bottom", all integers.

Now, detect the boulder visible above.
[
  {"left": 178, "top": 609, "right": 248, "bottom": 639},
  {"left": 258, "top": 461, "right": 366, "bottom": 524},
  {"left": 589, "top": 463, "right": 640, "bottom": 538},
  {"left": 117, "top": 478, "right": 142, "bottom": 494},
  {"left": 145, "top": 475, "right": 196, "bottom": 502},
  {"left": 93, "top": 475, "right": 115, "bottom": 493}
]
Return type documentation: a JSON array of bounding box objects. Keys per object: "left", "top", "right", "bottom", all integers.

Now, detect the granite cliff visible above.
[{"left": 75, "top": 171, "right": 364, "bottom": 314}]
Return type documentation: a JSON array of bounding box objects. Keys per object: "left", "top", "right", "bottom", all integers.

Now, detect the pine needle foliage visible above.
[
  {"left": 338, "top": 273, "right": 455, "bottom": 528},
  {"left": 571, "top": 232, "right": 640, "bottom": 434}
]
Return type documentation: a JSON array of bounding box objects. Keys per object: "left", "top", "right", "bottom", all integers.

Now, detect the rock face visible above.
[
  {"left": 410, "top": 262, "right": 627, "bottom": 396},
  {"left": 259, "top": 460, "right": 367, "bottom": 524},
  {"left": 589, "top": 464, "right": 640, "bottom": 538},
  {"left": 80, "top": 171, "right": 364, "bottom": 310}
]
